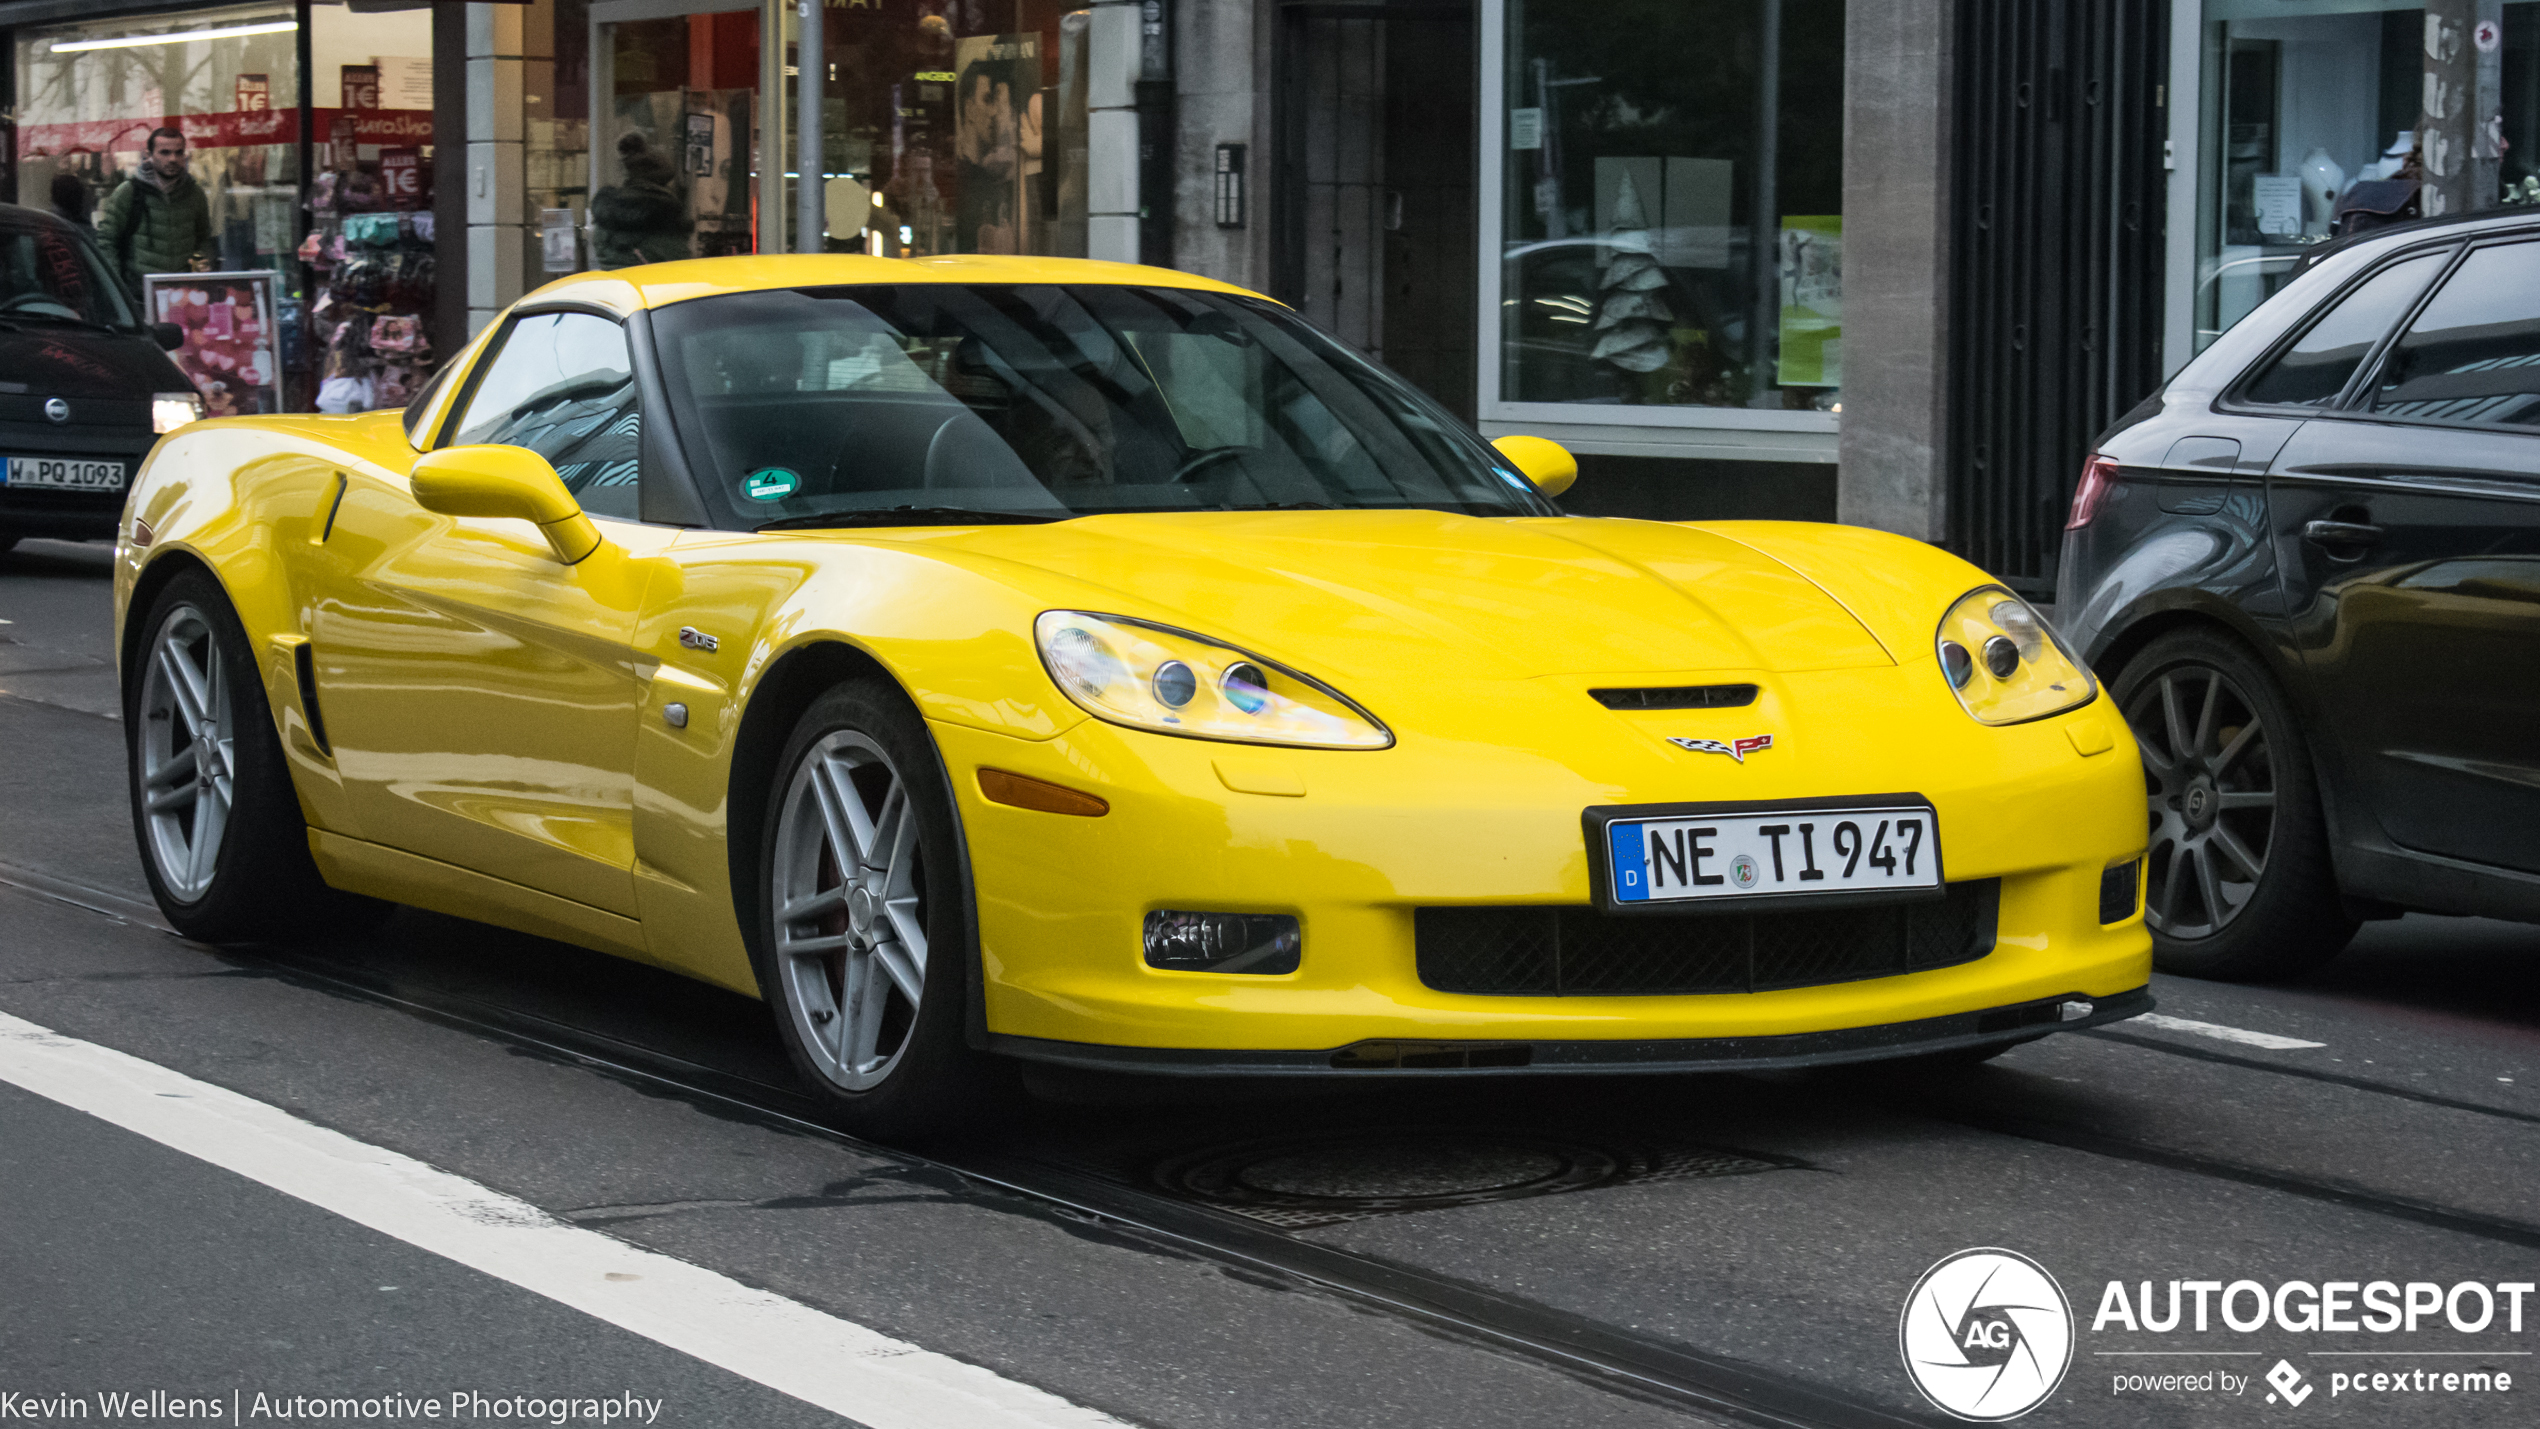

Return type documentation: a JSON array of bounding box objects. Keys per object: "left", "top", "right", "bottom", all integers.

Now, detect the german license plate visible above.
[
  {"left": 1598, "top": 800, "right": 1943, "bottom": 906},
  {"left": 5, "top": 456, "right": 125, "bottom": 491}
]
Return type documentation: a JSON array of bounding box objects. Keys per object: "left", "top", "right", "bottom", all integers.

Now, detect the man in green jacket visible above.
[{"left": 95, "top": 127, "right": 215, "bottom": 299}]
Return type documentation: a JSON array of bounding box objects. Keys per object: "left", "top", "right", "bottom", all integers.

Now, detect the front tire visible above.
[
  {"left": 126, "top": 568, "right": 387, "bottom": 941},
  {"left": 754, "top": 678, "right": 1007, "bottom": 1140},
  {"left": 2114, "top": 629, "right": 2356, "bottom": 981}
]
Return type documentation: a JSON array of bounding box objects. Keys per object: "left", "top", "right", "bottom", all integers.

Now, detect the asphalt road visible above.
[{"left": 3, "top": 536, "right": 2536, "bottom": 1428}]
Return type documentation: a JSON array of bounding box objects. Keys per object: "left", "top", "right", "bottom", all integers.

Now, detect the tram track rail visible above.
[{"left": 5, "top": 857, "right": 2536, "bottom": 1424}]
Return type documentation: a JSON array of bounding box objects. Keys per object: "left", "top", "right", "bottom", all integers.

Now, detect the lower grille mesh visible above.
[{"left": 1415, "top": 881, "right": 2000, "bottom": 996}]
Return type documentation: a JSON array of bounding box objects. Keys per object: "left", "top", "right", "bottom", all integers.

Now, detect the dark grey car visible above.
[{"left": 2059, "top": 209, "right": 2540, "bottom": 981}]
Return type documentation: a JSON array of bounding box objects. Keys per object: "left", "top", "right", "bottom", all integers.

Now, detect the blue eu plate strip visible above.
[{"left": 1608, "top": 821, "right": 1648, "bottom": 902}]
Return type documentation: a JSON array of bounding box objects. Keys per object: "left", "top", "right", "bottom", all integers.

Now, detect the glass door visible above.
[{"left": 589, "top": 0, "right": 767, "bottom": 268}]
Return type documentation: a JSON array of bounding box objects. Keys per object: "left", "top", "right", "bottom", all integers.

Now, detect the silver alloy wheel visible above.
[
  {"left": 2128, "top": 663, "right": 2277, "bottom": 939},
  {"left": 138, "top": 603, "right": 236, "bottom": 902},
  {"left": 770, "top": 729, "right": 929, "bottom": 1092}
]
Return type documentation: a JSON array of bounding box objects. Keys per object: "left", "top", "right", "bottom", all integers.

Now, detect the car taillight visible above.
[{"left": 2066, "top": 454, "right": 2120, "bottom": 530}]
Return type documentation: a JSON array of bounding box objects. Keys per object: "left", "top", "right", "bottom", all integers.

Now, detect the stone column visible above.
[
  {"left": 2421, "top": 0, "right": 2473, "bottom": 217},
  {"left": 1835, "top": 0, "right": 1952, "bottom": 542},
  {"left": 1086, "top": 1, "right": 1144, "bottom": 261},
  {"left": 465, "top": 3, "right": 530, "bottom": 335}
]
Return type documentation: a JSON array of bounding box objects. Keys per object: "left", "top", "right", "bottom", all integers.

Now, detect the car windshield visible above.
[
  {"left": 0, "top": 215, "right": 138, "bottom": 330},
  {"left": 647, "top": 283, "right": 1554, "bottom": 528}
]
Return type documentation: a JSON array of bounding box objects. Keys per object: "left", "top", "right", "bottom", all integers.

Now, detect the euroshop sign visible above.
[{"left": 1902, "top": 1249, "right": 2534, "bottom": 1420}]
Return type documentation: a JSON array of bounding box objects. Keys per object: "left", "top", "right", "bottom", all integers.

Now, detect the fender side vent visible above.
[
  {"left": 1588, "top": 684, "right": 1760, "bottom": 710},
  {"left": 293, "top": 642, "right": 332, "bottom": 756}
]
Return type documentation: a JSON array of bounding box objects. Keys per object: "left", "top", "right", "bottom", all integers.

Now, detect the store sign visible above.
[
  {"left": 342, "top": 65, "right": 381, "bottom": 112},
  {"left": 15, "top": 109, "right": 429, "bottom": 157},
  {"left": 379, "top": 148, "right": 423, "bottom": 208},
  {"left": 331, "top": 114, "right": 360, "bottom": 170},
  {"left": 235, "top": 75, "right": 269, "bottom": 113}
]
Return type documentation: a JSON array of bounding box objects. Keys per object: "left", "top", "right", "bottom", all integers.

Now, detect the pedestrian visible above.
[
  {"left": 94, "top": 127, "right": 215, "bottom": 297},
  {"left": 48, "top": 172, "right": 93, "bottom": 232},
  {"left": 590, "top": 132, "right": 691, "bottom": 270}
]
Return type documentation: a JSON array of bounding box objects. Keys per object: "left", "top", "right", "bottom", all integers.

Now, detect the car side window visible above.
[
  {"left": 447, "top": 311, "right": 642, "bottom": 519},
  {"left": 2239, "top": 250, "right": 2449, "bottom": 408},
  {"left": 2365, "top": 240, "right": 2540, "bottom": 428}
]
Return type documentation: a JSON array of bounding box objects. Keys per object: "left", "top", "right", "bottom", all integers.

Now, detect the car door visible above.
[
  {"left": 310, "top": 306, "right": 676, "bottom": 916},
  {"left": 2268, "top": 236, "right": 2540, "bottom": 875}
]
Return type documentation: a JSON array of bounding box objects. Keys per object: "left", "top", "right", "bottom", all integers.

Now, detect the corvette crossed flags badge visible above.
[{"left": 1668, "top": 734, "right": 1774, "bottom": 763}]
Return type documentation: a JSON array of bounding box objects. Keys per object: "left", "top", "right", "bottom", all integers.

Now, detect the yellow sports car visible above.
[{"left": 114, "top": 256, "right": 2150, "bottom": 1135}]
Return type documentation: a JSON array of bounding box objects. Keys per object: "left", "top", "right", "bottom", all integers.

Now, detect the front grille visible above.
[
  {"left": 1415, "top": 881, "right": 2000, "bottom": 996},
  {"left": 1587, "top": 684, "right": 1759, "bottom": 710}
]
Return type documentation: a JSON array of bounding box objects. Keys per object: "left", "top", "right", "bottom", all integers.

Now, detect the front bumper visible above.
[
  {"left": 991, "top": 985, "right": 2155, "bottom": 1075},
  {"left": 938, "top": 659, "right": 2153, "bottom": 1055}
]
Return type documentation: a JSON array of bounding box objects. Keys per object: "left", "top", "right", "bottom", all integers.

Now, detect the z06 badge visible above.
[{"left": 1668, "top": 734, "right": 1774, "bottom": 763}]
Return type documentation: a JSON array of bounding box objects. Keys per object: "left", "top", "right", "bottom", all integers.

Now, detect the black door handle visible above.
[{"left": 2302, "top": 519, "right": 2386, "bottom": 548}]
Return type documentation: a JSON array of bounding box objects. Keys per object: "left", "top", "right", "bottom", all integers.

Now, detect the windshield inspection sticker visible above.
[{"left": 743, "top": 467, "right": 800, "bottom": 501}]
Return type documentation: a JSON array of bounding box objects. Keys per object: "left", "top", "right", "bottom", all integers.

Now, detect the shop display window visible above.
[
  {"left": 12, "top": 4, "right": 303, "bottom": 276},
  {"left": 14, "top": 3, "right": 440, "bottom": 413},
  {"left": 576, "top": 0, "right": 1091, "bottom": 272},
  {"left": 2197, "top": 0, "right": 2540, "bottom": 350},
  {"left": 1489, "top": 0, "right": 1845, "bottom": 417}
]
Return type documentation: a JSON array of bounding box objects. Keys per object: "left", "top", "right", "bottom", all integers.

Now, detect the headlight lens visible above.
[
  {"left": 1034, "top": 611, "right": 1392, "bottom": 749},
  {"left": 1935, "top": 586, "right": 2097, "bottom": 725},
  {"left": 151, "top": 391, "right": 204, "bottom": 434}
]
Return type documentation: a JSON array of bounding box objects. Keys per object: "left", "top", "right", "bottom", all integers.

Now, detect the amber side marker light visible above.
[{"left": 978, "top": 768, "right": 1110, "bottom": 817}]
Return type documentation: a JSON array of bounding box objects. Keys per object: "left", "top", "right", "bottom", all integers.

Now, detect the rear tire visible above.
[
  {"left": 2113, "top": 629, "right": 2356, "bottom": 981},
  {"left": 126, "top": 568, "right": 389, "bottom": 942},
  {"left": 752, "top": 677, "right": 1011, "bottom": 1142}
]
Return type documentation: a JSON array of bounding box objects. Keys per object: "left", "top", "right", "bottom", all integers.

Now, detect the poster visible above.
[
  {"left": 341, "top": 64, "right": 381, "bottom": 112},
  {"left": 952, "top": 33, "right": 1040, "bottom": 254},
  {"left": 1775, "top": 215, "right": 1842, "bottom": 389},
  {"left": 235, "top": 75, "right": 269, "bottom": 112},
  {"left": 378, "top": 148, "right": 424, "bottom": 209},
  {"left": 144, "top": 272, "right": 284, "bottom": 418},
  {"left": 377, "top": 57, "right": 433, "bottom": 112}
]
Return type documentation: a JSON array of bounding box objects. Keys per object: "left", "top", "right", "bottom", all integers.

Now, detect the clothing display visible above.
[{"left": 303, "top": 178, "right": 437, "bottom": 415}]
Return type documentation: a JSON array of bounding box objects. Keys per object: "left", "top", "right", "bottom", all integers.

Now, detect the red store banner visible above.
[{"left": 13, "top": 108, "right": 433, "bottom": 160}]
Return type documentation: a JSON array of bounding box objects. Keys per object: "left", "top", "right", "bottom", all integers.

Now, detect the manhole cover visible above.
[{"left": 1155, "top": 1130, "right": 1778, "bottom": 1229}]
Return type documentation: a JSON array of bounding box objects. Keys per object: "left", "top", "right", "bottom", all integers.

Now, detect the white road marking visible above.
[
  {"left": 2130, "top": 1012, "right": 2325, "bottom": 1051},
  {"left": 0, "top": 1009, "right": 1126, "bottom": 1429}
]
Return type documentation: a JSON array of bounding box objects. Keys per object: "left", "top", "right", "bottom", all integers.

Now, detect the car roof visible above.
[
  {"left": 2296, "top": 204, "right": 2540, "bottom": 274},
  {"left": 0, "top": 200, "right": 80, "bottom": 236},
  {"left": 514, "top": 254, "right": 1273, "bottom": 319}
]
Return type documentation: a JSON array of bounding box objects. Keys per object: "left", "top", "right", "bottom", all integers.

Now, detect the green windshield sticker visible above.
[{"left": 743, "top": 467, "right": 800, "bottom": 501}]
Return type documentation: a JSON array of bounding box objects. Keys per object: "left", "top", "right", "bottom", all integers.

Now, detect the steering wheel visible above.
[
  {"left": 1169, "top": 446, "right": 1247, "bottom": 484},
  {"left": 0, "top": 291, "right": 78, "bottom": 318}
]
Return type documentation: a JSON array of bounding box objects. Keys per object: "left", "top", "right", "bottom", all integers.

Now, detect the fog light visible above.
[
  {"left": 1143, "top": 911, "right": 1299, "bottom": 974},
  {"left": 2098, "top": 860, "right": 2140, "bottom": 924}
]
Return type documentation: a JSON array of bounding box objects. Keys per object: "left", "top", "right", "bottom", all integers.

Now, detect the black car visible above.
[
  {"left": 2059, "top": 207, "right": 2540, "bottom": 980},
  {"left": 0, "top": 202, "right": 199, "bottom": 554}
]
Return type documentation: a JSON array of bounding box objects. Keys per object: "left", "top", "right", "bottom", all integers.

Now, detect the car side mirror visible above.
[
  {"left": 410, "top": 444, "right": 602, "bottom": 564},
  {"left": 152, "top": 322, "right": 185, "bottom": 351},
  {"left": 1492, "top": 434, "right": 1578, "bottom": 498}
]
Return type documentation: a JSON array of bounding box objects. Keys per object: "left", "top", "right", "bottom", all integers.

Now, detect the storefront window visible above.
[
  {"left": 1492, "top": 0, "right": 1844, "bottom": 417},
  {"left": 796, "top": 1, "right": 1090, "bottom": 258},
  {"left": 13, "top": 4, "right": 303, "bottom": 274},
  {"left": 2197, "top": 1, "right": 2540, "bottom": 350},
  {"left": 14, "top": 3, "right": 442, "bottom": 413}
]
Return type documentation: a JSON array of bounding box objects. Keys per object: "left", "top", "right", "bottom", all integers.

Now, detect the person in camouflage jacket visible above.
[{"left": 95, "top": 127, "right": 216, "bottom": 297}]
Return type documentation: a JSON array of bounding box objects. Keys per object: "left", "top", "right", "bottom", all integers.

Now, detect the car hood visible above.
[
  {"left": 928, "top": 510, "right": 1896, "bottom": 680},
  {"left": 0, "top": 324, "right": 188, "bottom": 403}
]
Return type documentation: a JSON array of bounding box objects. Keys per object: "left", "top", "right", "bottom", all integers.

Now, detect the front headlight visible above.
[
  {"left": 1935, "top": 586, "right": 2097, "bottom": 725},
  {"left": 1034, "top": 611, "right": 1392, "bottom": 749},
  {"left": 152, "top": 391, "right": 205, "bottom": 434}
]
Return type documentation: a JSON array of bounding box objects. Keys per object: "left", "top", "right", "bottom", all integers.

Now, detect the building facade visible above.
[{"left": 7, "top": 1, "right": 2529, "bottom": 584}]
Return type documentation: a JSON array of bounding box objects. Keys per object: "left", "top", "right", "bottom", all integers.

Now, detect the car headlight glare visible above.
[
  {"left": 1034, "top": 611, "right": 1392, "bottom": 749},
  {"left": 152, "top": 391, "right": 204, "bottom": 434},
  {"left": 1935, "top": 586, "right": 2096, "bottom": 725}
]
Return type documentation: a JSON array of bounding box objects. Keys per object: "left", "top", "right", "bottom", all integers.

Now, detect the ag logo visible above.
[{"left": 1900, "top": 1248, "right": 2074, "bottom": 1421}]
